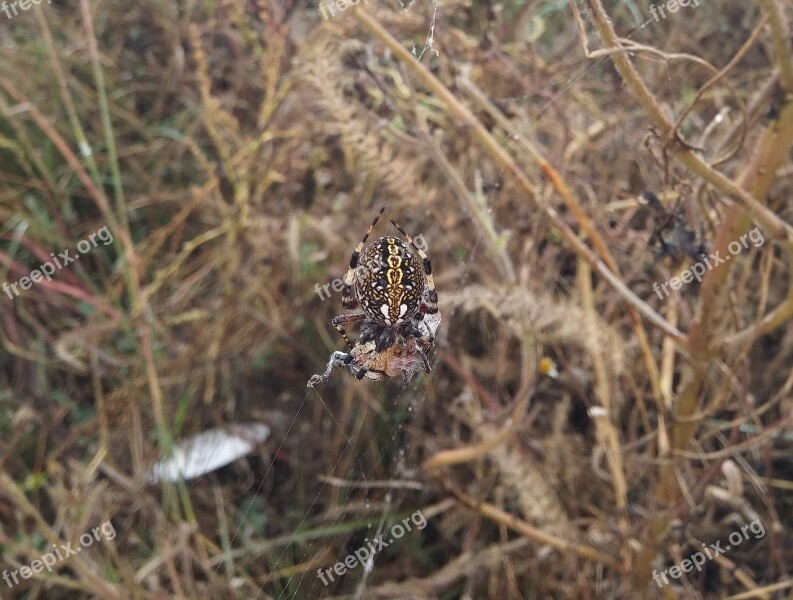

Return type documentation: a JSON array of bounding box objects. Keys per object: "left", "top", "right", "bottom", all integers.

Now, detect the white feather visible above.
[{"left": 146, "top": 423, "right": 270, "bottom": 483}]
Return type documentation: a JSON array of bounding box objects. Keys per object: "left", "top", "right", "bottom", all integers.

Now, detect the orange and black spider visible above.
[{"left": 309, "top": 207, "right": 440, "bottom": 385}]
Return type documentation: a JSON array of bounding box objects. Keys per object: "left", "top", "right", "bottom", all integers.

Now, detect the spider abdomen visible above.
[{"left": 354, "top": 236, "right": 424, "bottom": 326}]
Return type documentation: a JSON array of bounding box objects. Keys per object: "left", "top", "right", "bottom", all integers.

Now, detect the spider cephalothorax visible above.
[{"left": 308, "top": 207, "right": 440, "bottom": 385}]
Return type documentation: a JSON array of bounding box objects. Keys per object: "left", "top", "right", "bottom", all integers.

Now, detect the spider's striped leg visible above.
[
  {"left": 389, "top": 218, "right": 438, "bottom": 314},
  {"left": 307, "top": 351, "right": 351, "bottom": 387},
  {"left": 331, "top": 312, "right": 366, "bottom": 349},
  {"left": 342, "top": 206, "right": 386, "bottom": 308}
]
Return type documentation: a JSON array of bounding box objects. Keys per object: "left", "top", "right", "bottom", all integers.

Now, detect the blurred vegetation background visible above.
[{"left": 0, "top": 0, "right": 792, "bottom": 598}]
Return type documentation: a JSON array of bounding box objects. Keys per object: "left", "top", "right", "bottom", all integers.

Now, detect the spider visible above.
[{"left": 308, "top": 207, "right": 439, "bottom": 385}]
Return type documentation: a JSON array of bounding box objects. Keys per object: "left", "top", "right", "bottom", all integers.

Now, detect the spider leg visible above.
[
  {"left": 389, "top": 218, "right": 438, "bottom": 314},
  {"left": 342, "top": 206, "right": 386, "bottom": 309},
  {"left": 343, "top": 351, "right": 368, "bottom": 379},
  {"left": 307, "top": 351, "right": 352, "bottom": 387},
  {"left": 399, "top": 341, "right": 432, "bottom": 387},
  {"left": 417, "top": 344, "right": 431, "bottom": 372},
  {"left": 331, "top": 312, "right": 366, "bottom": 349}
]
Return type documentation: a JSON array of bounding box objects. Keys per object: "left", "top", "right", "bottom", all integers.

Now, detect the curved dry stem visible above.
[
  {"left": 757, "top": 0, "right": 793, "bottom": 93},
  {"left": 664, "top": 16, "right": 764, "bottom": 158},
  {"left": 443, "top": 482, "right": 621, "bottom": 569}
]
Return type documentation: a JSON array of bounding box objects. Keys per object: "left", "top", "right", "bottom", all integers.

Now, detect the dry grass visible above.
[{"left": 0, "top": 0, "right": 792, "bottom": 598}]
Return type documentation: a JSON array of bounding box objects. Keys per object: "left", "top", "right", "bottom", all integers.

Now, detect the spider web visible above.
[
  {"left": 270, "top": 230, "right": 474, "bottom": 600},
  {"left": 200, "top": 3, "right": 666, "bottom": 598},
  {"left": 198, "top": 201, "right": 483, "bottom": 599}
]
